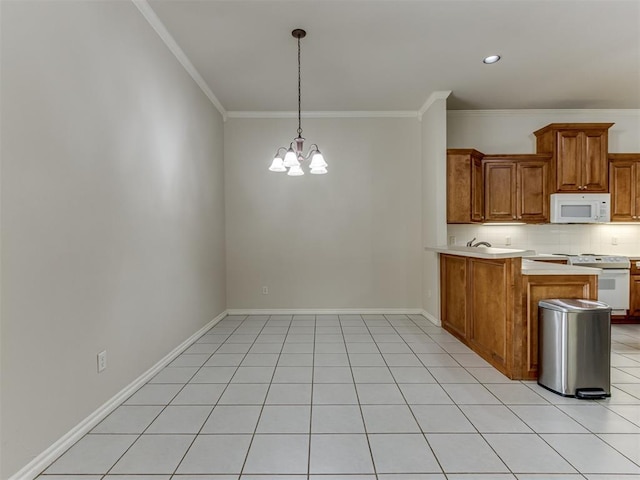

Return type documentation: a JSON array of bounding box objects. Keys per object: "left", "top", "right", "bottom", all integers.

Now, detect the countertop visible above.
[
  {"left": 521, "top": 259, "right": 602, "bottom": 276},
  {"left": 523, "top": 253, "right": 568, "bottom": 261},
  {"left": 425, "top": 245, "right": 536, "bottom": 259}
]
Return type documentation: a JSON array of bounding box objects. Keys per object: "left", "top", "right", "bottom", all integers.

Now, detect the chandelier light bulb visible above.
[
  {"left": 283, "top": 148, "right": 298, "bottom": 167},
  {"left": 287, "top": 164, "right": 304, "bottom": 176},
  {"left": 268, "top": 29, "right": 327, "bottom": 177},
  {"left": 269, "top": 155, "right": 286, "bottom": 172},
  {"left": 309, "top": 152, "right": 327, "bottom": 169}
]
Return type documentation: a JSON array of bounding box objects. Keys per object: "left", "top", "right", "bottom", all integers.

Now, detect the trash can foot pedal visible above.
[{"left": 575, "top": 388, "right": 609, "bottom": 399}]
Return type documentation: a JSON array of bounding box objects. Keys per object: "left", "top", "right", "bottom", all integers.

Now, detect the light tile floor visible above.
[{"left": 39, "top": 314, "right": 640, "bottom": 480}]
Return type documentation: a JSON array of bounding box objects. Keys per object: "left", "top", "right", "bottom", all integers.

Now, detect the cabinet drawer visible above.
[{"left": 631, "top": 261, "right": 640, "bottom": 275}]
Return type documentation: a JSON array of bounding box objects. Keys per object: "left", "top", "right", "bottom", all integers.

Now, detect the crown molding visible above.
[
  {"left": 226, "top": 111, "right": 419, "bottom": 119},
  {"left": 131, "top": 0, "right": 228, "bottom": 121},
  {"left": 418, "top": 91, "right": 452, "bottom": 121},
  {"left": 447, "top": 108, "right": 640, "bottom": 117}
]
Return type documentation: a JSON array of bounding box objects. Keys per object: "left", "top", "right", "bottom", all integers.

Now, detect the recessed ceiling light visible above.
[{"left": 483, "top": 55, "right": 501, "bottom": 64}]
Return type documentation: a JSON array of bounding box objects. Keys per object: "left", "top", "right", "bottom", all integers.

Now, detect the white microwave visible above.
[{"left": 550, "top": 193, "right": 611, "bottom": 223}]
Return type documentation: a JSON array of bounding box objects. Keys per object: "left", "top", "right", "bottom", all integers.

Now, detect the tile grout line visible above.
[{"left": 338, "top": 313, "right": 379, "bottom": 480}]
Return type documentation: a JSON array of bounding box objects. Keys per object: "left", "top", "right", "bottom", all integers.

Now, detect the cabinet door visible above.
[
  {"left": 630, "top": 275, "right": 640, "bottom": 318},
  {"left": 467, "top": 258, "right": 510, "bottom": 372},
  {"left": 471, "top": 157, "right": 484, "bottom": 222},
  {"left": 582, "top": 130, "right": 608, "bottom": 191},
  {"left": 521, "top": 275, "right": 597, "bottom": 380},
  {"left": 447, "top": 150, "right": 484, "bottom": 224},
  {"left": 635, "top": 163, "right": 640, "bottom": 220},
  {"left": 484, "top": 162, "right": 517, "bottom": 221},
  {"left": 440, "top": 255, "right": 468, "bottom": 338},
  {"left": 518, "top": 161, "right": 549, "bottom": 222},
  {"left": 556, "top": 130, "right": 582, "bottom": 191},
  {"left": 610, "top": 160, "right": 635, "bottom": 221}
]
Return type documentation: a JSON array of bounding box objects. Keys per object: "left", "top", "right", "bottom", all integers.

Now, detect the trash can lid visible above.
[{"left": 538, "top": 298, "right": 612, "bottom": 313}]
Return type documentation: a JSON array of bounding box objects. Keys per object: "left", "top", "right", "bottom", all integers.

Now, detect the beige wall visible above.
[
  {"left": 420, "top": 97, "right": 449, "bottom": 323},
  {"left": 0, "top": 2, "right": 226, "bottom": 477},
  {"left": 224, "top": 117, "right": 422, "bottom": 310}
]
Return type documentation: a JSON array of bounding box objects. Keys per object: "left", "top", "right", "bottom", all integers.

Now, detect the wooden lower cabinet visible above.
[
  {"left": 440, "top": 255, "right": 468, "bottom": 338},
  {"left": 630, "top": 261, "right": 640, "bottom": 318},
  {"left": 631, "top": 275, "right": 640, "bottom": 318},
  {"left": 440, "top": 253, "right": 599, "bottom": 380},
  {"left": 520, "top": 274, "right": 597, "bottom": 380},
  {"left": 440, "top": 254, "right": 519, "bottom": 377}
]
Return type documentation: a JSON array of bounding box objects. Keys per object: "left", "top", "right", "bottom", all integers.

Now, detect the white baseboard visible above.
[
  {"left": 226, "top": 308, "right": 425, "bottom": 316},
  {"left": 421, "top": 309, "right": 442, "bottom": 327},
  {"left": 9, "top": 310, "right": 228, "bottom": 480}
]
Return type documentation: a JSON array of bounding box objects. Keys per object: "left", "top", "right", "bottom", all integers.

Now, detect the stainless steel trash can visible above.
[{"left": 538, "top": 299, "right": 612, "bottom": 399}]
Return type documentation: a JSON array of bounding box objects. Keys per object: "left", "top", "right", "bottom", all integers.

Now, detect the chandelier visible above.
[{"left": 269, "top": 29, "right": 327, "bottom": 176}]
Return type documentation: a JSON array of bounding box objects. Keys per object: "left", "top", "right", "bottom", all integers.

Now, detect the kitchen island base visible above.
[{"left": 439, "top": 253, "right": 598, "bottom": 380}]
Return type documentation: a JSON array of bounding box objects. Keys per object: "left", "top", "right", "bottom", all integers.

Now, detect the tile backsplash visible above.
[{"left": 447, "top": 223, "right": 640, "bottom": 257}]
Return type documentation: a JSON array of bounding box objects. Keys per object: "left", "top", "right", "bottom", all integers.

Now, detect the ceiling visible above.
[{"left": 146, "top": 0, "right": 640, "bottom": 112}]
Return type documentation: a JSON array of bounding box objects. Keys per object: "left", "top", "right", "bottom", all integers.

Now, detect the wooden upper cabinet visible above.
[
  {"left": 484, "top": 161, "right": 516, "bottom": 221},
  {"left": 609, "top": 153, "right": 640, "bottom": 222},
  {"left": 534, "top": 123, "right": 613, "bottom": 193},
  {"left": 447, "top": 149, "right": 484, "bottom": 223},
  {"left": 483, "top": 155, "right": 551, "bottom": 223}
]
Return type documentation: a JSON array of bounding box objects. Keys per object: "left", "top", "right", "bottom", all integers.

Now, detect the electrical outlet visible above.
[
  {"left": 427, "top": 289, "right": 432, "bottom": 298},
  {"left": 611, "top": 237, "right": 618, "bottom": 245},
  {"left": 97, "top": 350, "right": 107, "bottom": 373},
  {"left": 262, "top": 286, "right": 269, "bottom": 295},
  {"left": 448, "top": 236, "right": 456, "bottom": 245},
  {"left": 505, "top": 236, "right": 512, "bottom": 246}
]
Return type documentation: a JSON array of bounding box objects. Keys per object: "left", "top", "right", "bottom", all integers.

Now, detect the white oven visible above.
[
  {"left": 598, "top": 269, "right": 630, "bottom": 314},
  {"left": 567, "top": 255, "right": 630, "bottom": 315}
]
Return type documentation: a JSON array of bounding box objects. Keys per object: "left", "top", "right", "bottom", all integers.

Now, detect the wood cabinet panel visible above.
[
  {"left": 471, "top": 158, "right": 484, "bottom": 222},
  {"left": 440, "top": 255, "right": 520, "bottom": 378},
  {"left": 484, "top": 162, "right": 516, "bottom": 221},
  {"left": 468, "top": 259, "right": 510, "bottom": 371},
  {"left": 447, "top": 149, "right": 485, "bottom": 223},
  {"left": 609, "top": 154, "right": 640, "bottom": 222},
  {"left": 583, "top": 130, "right": 608, "bottom": 191},
  {"left": 631, "top": 275, "right": 640, "bottom": 318},
  {"left": 534, "top": 123, "right": 613, "bottom": 193},
  {"left": 518, "top": 161, "right": 550, "bottom": 222},
  {"left": 556, "top": 130, "right": 582, "bottom": 191},
  {"left": 521, "top": 275, "right": 597, "bottom": 379},
  {"left": 440, "top": 255, "right": 468, "bottom": 338}
]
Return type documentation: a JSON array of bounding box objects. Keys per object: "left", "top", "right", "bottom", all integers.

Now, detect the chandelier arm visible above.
[{"left": 302, "top": 144, "right": 320, "bottom": 160}]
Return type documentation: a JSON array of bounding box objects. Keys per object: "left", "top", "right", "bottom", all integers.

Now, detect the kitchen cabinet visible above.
[
  {"left": 440, "top": 254, "right": 467, "bottom": 338},
  {"left": 520, "top": 274, "right": 598, "bottom": 379},
  {"left": 609, "top": 154, "right": 640, "bottom": 222},
  {"left": 440, "top": 254, "right": 519, "bottom": 376},
  {"left": 630, "top": 260, "right": 640, "bottom": 318},
  {"left": 447, "top": 149, "right": 484, "bottom": 223},
  {"left": 534, "top": 123, "right": 613, "bottom": 193},
  {"left": 483, "top": 155, "right": 551, "bottom": 223}
]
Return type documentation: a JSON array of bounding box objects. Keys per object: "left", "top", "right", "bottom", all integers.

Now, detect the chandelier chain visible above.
[{"left": 297, "top": 34, "right": 302, "bottom": 137}]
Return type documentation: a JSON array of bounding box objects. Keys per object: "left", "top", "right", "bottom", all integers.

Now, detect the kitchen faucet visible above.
[{"left": 466, "top": 237, "right": 492, "bottom": 247}]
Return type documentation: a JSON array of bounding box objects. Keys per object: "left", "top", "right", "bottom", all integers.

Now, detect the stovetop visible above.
[{"left": 565, "top": 254, "right": 630, "bottom": 269}]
